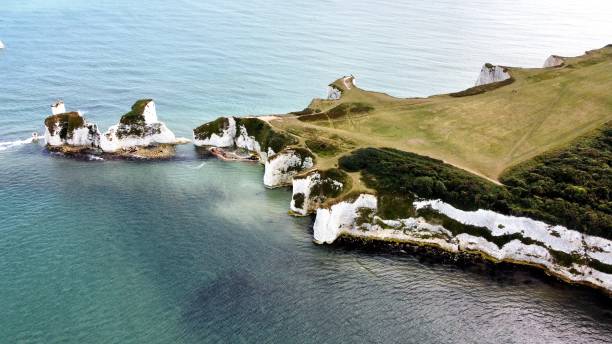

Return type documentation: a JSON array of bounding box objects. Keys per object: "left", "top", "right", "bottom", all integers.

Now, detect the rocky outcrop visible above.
[
  {"left": 475, "top": 64, "right": 511, "bottom": 86},
  {"left": 312, "top": 194, "right": 612, "bottom": 292},
  {"left": 194, "top": 116, "right": 314, "bottom": 186},
  {"left": 193, "top": 117, "right": 296, "bottom": 162},
  {"left": 543, "top": 55, "right": 565, "bottom": 68},
  {"left": 100, "top": 99, "right": 180, "bottom": 153},
  {"left": 290, "top": 169, "right": 348, "bottom": 215},
  {"left": 44, "top": 109, "right": 100, "bottom": 148},
  {"left": 263, "top": 148, "right": 314, "bottom": 188},
  {"left": 51, "top": 100, "right": 66, "bottom": 115},
  {"left": 327, "top": 86, "right": 342, "bottom": 100},
  {"left": 193, "top": 117, "right": 237, "bottom": 148}
]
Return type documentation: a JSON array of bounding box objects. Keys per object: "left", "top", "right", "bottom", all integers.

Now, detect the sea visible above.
[{"left": 1, "top": 0, "right": 611, "bottom": 342}]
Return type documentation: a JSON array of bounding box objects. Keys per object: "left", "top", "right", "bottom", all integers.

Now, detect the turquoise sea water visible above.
[{"left": 1, "top": 1, "right": 612, "bottom": 343}]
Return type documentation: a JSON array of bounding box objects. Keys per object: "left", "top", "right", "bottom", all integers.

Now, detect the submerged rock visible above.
[
  {"left": 100, "top": 99, "right": 180, "bottom": 155},
  {"left": 543, "top": 55, "right": 565, "bottom": 68},
  {"left": 475, "top": 63, "right": 511, "bottom": 86}
]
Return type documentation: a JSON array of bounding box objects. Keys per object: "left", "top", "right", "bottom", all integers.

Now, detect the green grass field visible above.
[{"left": 270, "top": 45, "right": 612, "bottom": 182}]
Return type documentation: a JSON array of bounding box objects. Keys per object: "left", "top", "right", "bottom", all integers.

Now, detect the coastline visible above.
[
  {"left": 331, "top": 234, "right": 612, "bottom": 295},
  {"left": 37, "top": 45, "right": 612, "bottom": 295}
]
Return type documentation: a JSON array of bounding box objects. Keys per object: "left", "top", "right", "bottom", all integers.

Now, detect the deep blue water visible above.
[{"left": 1, "top": 1, "right": 612, "bottom": 343}]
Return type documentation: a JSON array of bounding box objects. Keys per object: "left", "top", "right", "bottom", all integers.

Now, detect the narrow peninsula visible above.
[{"left": 191, "top": 45, "right": 612, "bottom": 293}]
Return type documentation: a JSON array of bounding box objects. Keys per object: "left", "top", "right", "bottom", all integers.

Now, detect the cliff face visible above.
[
  {"left": 100, "top": 100, "right": 178, "bottom": 153},
  {"left": 263, "top": 148, "right": 314, "bottom": 188},
  {"left": 193, "top": 117, "right": 314, "bottom": 187},
  {"left": 312, "top": 194, "right": 612, "bottom": 291},
  {"left": 290, "top": 169, "right": 349, "bottom": 215},
  {"left": 44, "top": 111, "right": 100, "bottom": 148},
  {"left": 475, "top": 64, "right": 511, "bottom": 86}
]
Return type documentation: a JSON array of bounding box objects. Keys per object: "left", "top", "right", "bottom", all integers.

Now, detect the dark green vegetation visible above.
[
  {"left": 339, "top": 122, "right": 612, "bottom": 240},
  {"left": 292, "top": 193, "right": 305, "bottom": 209},
  {"left": 310, "top": 168, "right": 350, "bottom": 199},
  {"left": 116, "top": 122, "right": 161, "bottom": 139},
  {"left": 500, "top": 122, "right": 611, "bottom": 239},
  {"left": 120, "top": 99, "right": 152, "bottom": 125},
  {"left": 449, "top": 77, "right": 515, "bottom": 97},
  {"left": 237, "top": 118, "right": 297, "bottom": 153},
  {"left": 289, "top": 107, "right": 320, "bottom": 116},
  {"left": 44, "top": 112, "right": 84, "bottom": 139},
  {"left": 339, "top": 147, "right": 510, "bottom": 213},
  {"left": 305, "top": 139, "right": 341, "bottom": 157},
  {"left": 297, "top": 102, "right": 374, "bottom": 122},
  {"left": 193, "top": 117, "right": 227, "bottom": 140}
]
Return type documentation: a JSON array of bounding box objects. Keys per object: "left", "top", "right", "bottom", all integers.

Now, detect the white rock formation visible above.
[
  {"left": 193, "top": 117, "right": 314, "bottom": 187},
  {"left": 290, "top": 171, "right": 344, "bottom": 215},
  {"left": 475, "top": 64, "right": 511, "bottom": 86},
  {"left": 313, "top": 194, "right": 377, "bottom": 244},
  {"left": 263, "top": 149, "right": 314, "bottom": 188},
  {"left": 44, "top": 111, "right": 100, "bottom": 148},
  {"left": 313, "top": 194, "right": 612, "bottom": 292},
  {"left": 543, "top": 55, "right": 565, "bottom": 68},
  {"left": 99, "top": 100, "right": 178, "bottom": 152},
  {"left": 193, "top": 117, "right": 278, "bottom": 163},
  {"left": 193, "top": 117, "right": 237, "bottom": 148},
  {"left": 51, "top": 100, "right": 66, "bottom": 115},
  {"left": 413, "top": 200, "right": 612, "bottom": 263},
  {"left": 327, "top": 86, "right": 342, "bottom": 100}
]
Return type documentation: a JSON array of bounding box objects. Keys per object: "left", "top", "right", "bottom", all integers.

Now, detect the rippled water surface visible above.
[{"left": 1, "top": 1, "right": 612, "bottom": 343}]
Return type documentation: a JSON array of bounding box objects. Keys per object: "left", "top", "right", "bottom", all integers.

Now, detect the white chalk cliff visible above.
[
  {"left": 475, "top": 64, "right": 511, "bottom": 86},
  {"left": 194, "top": 116, "right": 314, "bottom": 187},
  {"left": 543, "top": 55, "right": 565, "bottom": 68},
  {"left": 290, "top": 170, "right": 345, "bottom": 215},
  {"left": 193, "top": 117, "right": 238, "bottom": 148},
  {"left": 263, "top": 149, "right": 314, "bottom": 188},
  {"left": 312, "top": 194, "right": 612, "bottom": 291},
  {"left": 100, "top": 100, "right": 179, "bottom": 152}
]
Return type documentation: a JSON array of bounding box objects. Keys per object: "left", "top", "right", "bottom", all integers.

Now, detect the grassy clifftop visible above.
[{"left": 271, "top": 45, "right": 612, "bottom": 181}]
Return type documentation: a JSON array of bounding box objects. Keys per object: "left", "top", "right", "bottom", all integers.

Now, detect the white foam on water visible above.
[
  {"left": 0, "top": 137, "right": 36, "bottom": 151},
  {"left": 191, "top": 162, "right": 207, "bottom": 169}
]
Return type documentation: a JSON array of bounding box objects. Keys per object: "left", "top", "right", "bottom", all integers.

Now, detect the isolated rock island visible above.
[{"left": 44, "top": 99, "right": 189, "bottom": 159}]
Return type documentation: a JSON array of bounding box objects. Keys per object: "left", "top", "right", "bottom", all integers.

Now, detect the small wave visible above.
[
  {"left": 0, "top": 137, "right": 36, "bottom": 151},
  {"left": 190, "top": 162, "right": 207, "bottom": 169},
  {"left": 87, "top": 155, "right": 104, "bottom": 161}
]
